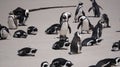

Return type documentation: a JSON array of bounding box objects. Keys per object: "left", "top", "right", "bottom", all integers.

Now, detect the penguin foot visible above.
[{"left": 106, "top": 26, "right": 111, "bottom": 28}]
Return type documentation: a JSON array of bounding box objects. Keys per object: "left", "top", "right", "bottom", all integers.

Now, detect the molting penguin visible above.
[
  {"left": 50, "top": 58, "right": 73, "bottom": 67},
  {"left": 8, "top": 11, "right": 18, "bottom": 29},
  {"left": 0, "top": 24, "right": 10, "bottom": 40},
  {"left": 88, "top": 0, "right": 103, "bottom": 17},
  {"left": 69, "top": 31, "right": 82, "bottom": 55},
  {"left": 100, "top": 13, "right": 111, "bottom": 28},
  {"left": 12, "top": 7, "right": 29, "bottom": 26},
  {"left": 27, "top": 26, "right": 38, "bottom": 35},
  {"left": 111, "top": 40, "right": 120, "bottom": 51},
  {"left": 13, "top": 30, "right": 27, "bottom": 38},
  {"left": 41, "top": 61, "right": 49, "bottom": 67},
  {"left": 77, "top": 15, "right": 94, "bottom": 34},
  {"left": 82, "top": 21, "right": 103, "bottom": 46},
  {"left": 59, "top": 12, "right": 71, "bottom": 40},
  {"left": 45, "top": 24, "right": 61, "bottom": 34},
  {"left": 89, "top": 57, "right": 120, "bottom": 67},
  {"left": 74, "top": 2, "right": 85, "bottom": 23}
]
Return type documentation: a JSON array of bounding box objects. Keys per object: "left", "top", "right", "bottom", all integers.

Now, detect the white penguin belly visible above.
[
  {"left": 60, "top": 22, "right": 68, "bottom": 36},
  {"left": 81, "top": 20, "right": 89, "bottom": 31},
  {"left": 0, "top": 29, "right": 8, "bottom": 39},
  {"left": 8, "top": 15, "right": 17, "bottom": 29}
]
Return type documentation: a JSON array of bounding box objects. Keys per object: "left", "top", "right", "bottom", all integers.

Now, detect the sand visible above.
[{"left": 0, "top": 0, "right": 120, "bottom": 67}]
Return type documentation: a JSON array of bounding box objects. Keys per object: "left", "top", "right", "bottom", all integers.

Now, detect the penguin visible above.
[
  {"left": 17, "top": 47, "right": 37, "bottom": 56},
  {"left": 100, "top": 14, "right": 111, "bottom": 28},
  {"left": 52, "top": 37, "right": 70, "bottom": 50},
  {"left": 111, "top": 40, "right": 120, "bottom": 51},
  {"left": 92, "top": 20, "right": 103, "bottom": 40},
  {"left": 12, "top": 7, "right": 29, "bottom": 26},
  {"left": 59, "top": 12, "right": 71, "bottom": 40},
  {"left": 50, "top": 58, "right": 73, "bottom": 67},
  {"left": 8, "top": 11, "right": 18, "bottom": 29},
  {"left": 82, "top": 21, "right": 103, "bottom": 46},
  {"left": 74, "top": 2, "right": 85, "bottom": 23},
  {"left": 69, "top": 31, "right": 82, "bottom": 55},
  {"left": 41, "top": 61, "right": 49, "bottom": 67},
  {"left": 0, "top": 24, "right": 10, "bottom": 40},
  {"left": 45, "top": 24, "right": 61, "bottom": 34},
  {"left": 88, "top": 0, "right": 103, "bottom": 17},
  {"left": 89, "top": 57, "right": 120, "bottom": 67},
  {"left": 13, "top": 30, "right": 27, "bottom": 38},
  {"left": 77, "top": 15, "right": 94, "bottom": 34},
  {"left": 27, "top": 26, "right": 38, "bottom": 35}
]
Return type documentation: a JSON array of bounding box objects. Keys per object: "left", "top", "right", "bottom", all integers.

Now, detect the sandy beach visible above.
[{"left": 0, "top": 0, "right": 120, "bottom": 67}]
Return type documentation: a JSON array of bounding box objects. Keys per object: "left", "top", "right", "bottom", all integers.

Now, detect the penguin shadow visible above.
[
  {"left": 58, "top": 48, "right": 68, "bottom": 50},
  {"left": 17, "top": 54, "right": 36, "bottom": 57},
  {"left": 89, "top": 65, "right": 96, "bottom": 67},
  {"left": 0, "top": 38, "right": 10, "bottom": 41},
  {"left": 68, "top": 52, "right": 82, "bottom": 55},
  {"left": 111, "top": 50, "right": 120, "bottom": 52},
  {"left": 116, "top": 30, "right": 120, "bottom": 32}
]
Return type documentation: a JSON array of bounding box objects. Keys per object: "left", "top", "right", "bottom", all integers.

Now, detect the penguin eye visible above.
[
  {"left": 68, "top": 15, "right": 71, "bottom": 18},
  {"left": 62, "top": 15, "right": 66, "bottom": 19}
]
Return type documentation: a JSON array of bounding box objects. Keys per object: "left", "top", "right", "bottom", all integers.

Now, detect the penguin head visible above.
[
  {"left": 9, "top": 11, "right": 14, "bottom": 15},
  {"left": 25, "top": 9, "right": 29, "bottom": 17},
  {"left": 62, "top": 12, "right": 71, "bottom": 22},
  {"left": 27, "top": 26, "right": 38, "bottom": 35},
  {"left": 75, "top": 31, "right": 81, "bottom": 38},
  {"left": 111, "top": 42, "right": 120, "bottom": 51},
  {"left": 114, "top": 57, "right": 120, "bottom": 66},
  {"left": 90, "top": 0, "right": 95, "bottom": 2},
  {"left": 41, "top": 61, "right": 49, "bottom": 67},
  {"left": 65, "top": 61, "right": 73, "bottom": 67},
  {"left": 102, "top": 13, "right": 108, "bottom": 19},
  {"left": 78, "top": 2, "right": 83, "bottom": 6}
]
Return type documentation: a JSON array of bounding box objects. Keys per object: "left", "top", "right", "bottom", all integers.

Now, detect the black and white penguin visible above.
[
  {"left": 27, "top": 26, "right": 38, "bottom": 35},
  {"left": 100, "top": 13, "right": 111, "bottom": 28},
  {"left": 52, "top": 37, "right": 70, "bottom": 50},
  {"left": 74, "top": 2, "right": 85, "bottom": 23},
  {"left": 69, "top": 31, "right": 82, "bottom": 55},
  {"left": 8, "top": 12, "right": 18, "bottom": 29},
  {"left": 77, "top": 15, "right": 94, "bottom": 34},
  {"left": 50, "top": 58, "right": 73, "bottom": 67},
  {"left": 111, "top": 40, "right": 120, "bottom": 51},
  {"left": 41, "top": 61, "right": 49, "bottom": 67},
  {"left": 82, "top": 21, "right": 103, "bottom": 46},
  {"left": 89, "top": 57, "right": 120, "bottom": 67},
  {"left": 17, "top": 47, "right": 37, "bottom": 56},
  {"left": 88, "top": 0, "right": 103, "bottom": 17},
  {"left": 92, "top": 21, "right": 103, "bottom": 40},
  {"left": 0, "top": 24, "right": 10, "bottom": 40},
  {"left": 12, "top": 7, "right": 29, "bottom": 26},
  {"left": 59, "top": 12, "right": 71, "bottom": 40},
  {"left": 45, "top": 24, "right": 61, "bottom": 34},
  {"left": 13, "top": 30, "right": 27, "bottom": 38}
]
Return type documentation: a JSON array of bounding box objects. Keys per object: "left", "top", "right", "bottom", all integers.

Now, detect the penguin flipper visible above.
[
  {"left": 98, "top": 5, "right": 103, "bottom": 10},
  {"left": 77, "top": 21, "right": 83, "bottom": 29},
  {"left": 82, "top": 11, "right": 86, "bottom": 16},
  {"left": 88, "top": 7, "right": 93, "bottom": 12},
  {"left": 68, "top": 25, "right": 71, "bottom": 34}
]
